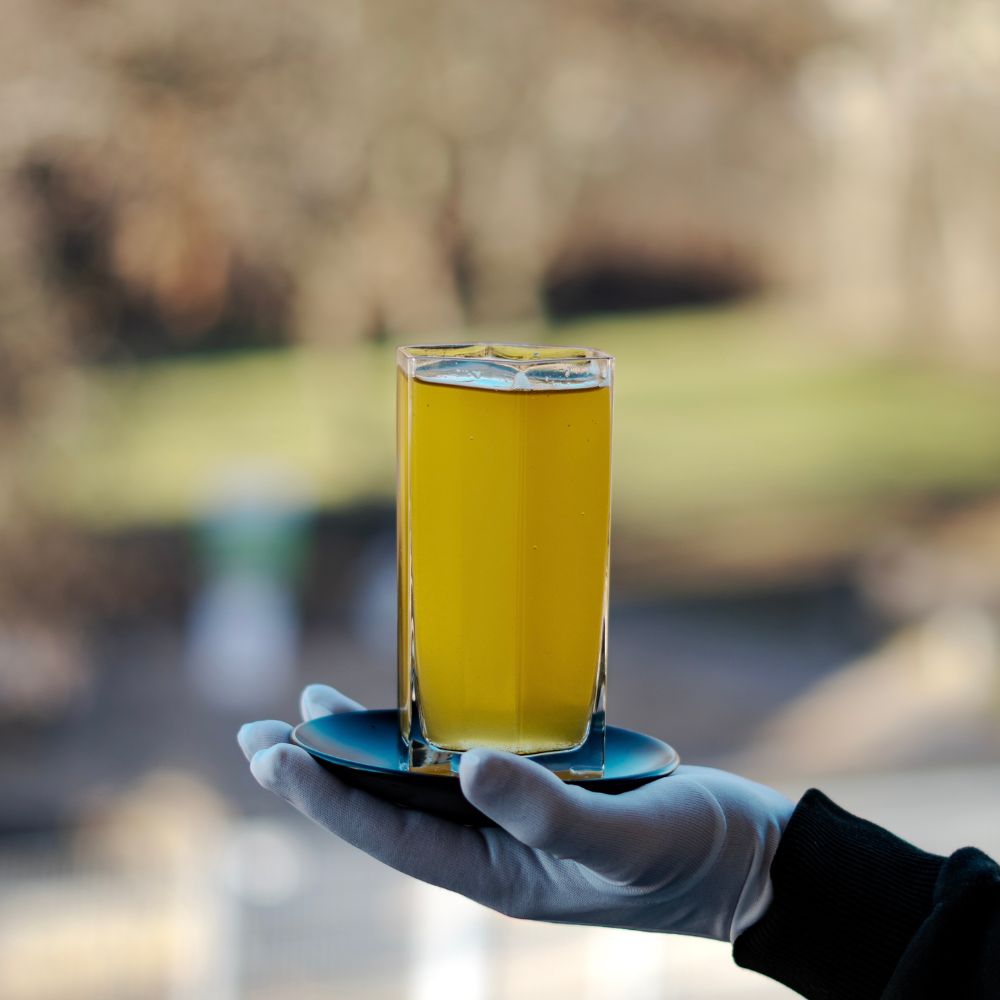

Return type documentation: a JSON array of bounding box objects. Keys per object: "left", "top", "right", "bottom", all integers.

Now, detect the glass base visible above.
[{"left": 402, "top": 711, "right": 606, "bottom": 779}]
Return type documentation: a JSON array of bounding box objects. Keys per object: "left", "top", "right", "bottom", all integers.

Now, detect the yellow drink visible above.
[{"left": 400, "top": 359, "right": 611, "bottom": 755}]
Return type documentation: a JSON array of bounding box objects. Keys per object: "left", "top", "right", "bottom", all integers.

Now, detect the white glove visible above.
[{"left": 238, "top": 684, "right": 794, "bottom": 942}]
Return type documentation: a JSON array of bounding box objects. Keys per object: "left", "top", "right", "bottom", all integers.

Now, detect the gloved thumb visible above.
[
  {"left": 461, "top": 752, "right": 733, "bottom": 889},
  {"left": 459, "top": 748, "right": 624, "bottom": 871}
]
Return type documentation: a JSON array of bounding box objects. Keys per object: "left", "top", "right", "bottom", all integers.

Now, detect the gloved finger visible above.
[
  {"left": 237, "top": 720, "right": 294, "bottom": 762},
  {"left": 300, "top": 683, "right": 366, "bottom": 722},
  {"left": 459, "top": 749, "right": 625, "bottom": 870},
  {"left": 250, "top": 742, "right": 518, "bottom": 907},
  {"left": 460, "top": 749, "right": 727, "bottom": 886}
]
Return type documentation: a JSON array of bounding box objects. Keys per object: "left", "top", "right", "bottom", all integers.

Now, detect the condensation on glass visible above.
[{"left": 397, "top": 343, "right": 613, "bottom": 776}]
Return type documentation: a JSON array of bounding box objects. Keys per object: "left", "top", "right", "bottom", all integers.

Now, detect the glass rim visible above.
[{"left": 396, "top": 342, "right": 613, "bottom": 363}]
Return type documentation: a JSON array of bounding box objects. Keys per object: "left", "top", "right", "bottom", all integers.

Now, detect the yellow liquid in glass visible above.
[{"left": 403, "top": 371, "right": 611, "bottom": 753}]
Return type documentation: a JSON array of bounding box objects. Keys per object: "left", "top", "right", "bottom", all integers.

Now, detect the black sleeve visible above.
[{"left": 732, "top": 789, "right": 1000, "bottom": 999}]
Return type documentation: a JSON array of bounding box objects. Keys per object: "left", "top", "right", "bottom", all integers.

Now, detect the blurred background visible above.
[{"left": 2, "top": 0, "right": 1000, "bottom": 997}]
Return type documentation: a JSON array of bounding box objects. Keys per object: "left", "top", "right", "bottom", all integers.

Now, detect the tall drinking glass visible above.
[{"left": 397, "top": 344, "right": 613, "bottom": 776}]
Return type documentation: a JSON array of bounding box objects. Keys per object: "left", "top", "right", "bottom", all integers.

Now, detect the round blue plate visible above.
[{"left": 293, "top": 709, "right": 680, "bottom": 826}]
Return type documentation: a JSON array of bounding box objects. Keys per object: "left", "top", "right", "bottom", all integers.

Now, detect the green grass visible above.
[{"left": 33, "top": 307, "right": 1000, "bottom": 545}]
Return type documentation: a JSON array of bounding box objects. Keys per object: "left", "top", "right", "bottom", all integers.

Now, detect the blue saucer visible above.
[{"left": 292, "top": 709, "right": 680, "bottom": 826}]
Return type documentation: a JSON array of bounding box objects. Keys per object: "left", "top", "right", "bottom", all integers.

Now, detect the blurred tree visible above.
[{"left": 0, "top": 0, "right": 836, "bottom": 352}]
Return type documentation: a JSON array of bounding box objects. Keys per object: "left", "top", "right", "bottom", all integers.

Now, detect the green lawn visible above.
[{"left": 34, "top": 308, "right": 1000, "bottom": 568}]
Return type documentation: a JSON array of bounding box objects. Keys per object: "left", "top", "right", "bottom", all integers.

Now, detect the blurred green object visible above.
[
  {"left": 196, "top": 500, "right": 310, "bottom": 582},
  {"left": 33, "top": 307, "right": 1000, "bottom": 586}
]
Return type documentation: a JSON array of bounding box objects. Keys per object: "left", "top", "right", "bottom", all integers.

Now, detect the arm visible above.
[
  {"left": 734, "top": 790, "right": 1000, "bottom": 999},
  {"left": 240, "top": 685, "right": 1000, "bottom": 997}
]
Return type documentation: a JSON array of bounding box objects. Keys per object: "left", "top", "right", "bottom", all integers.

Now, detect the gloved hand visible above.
[{"left": 238, "top": 684, "right": 794, "bottom": 942}]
